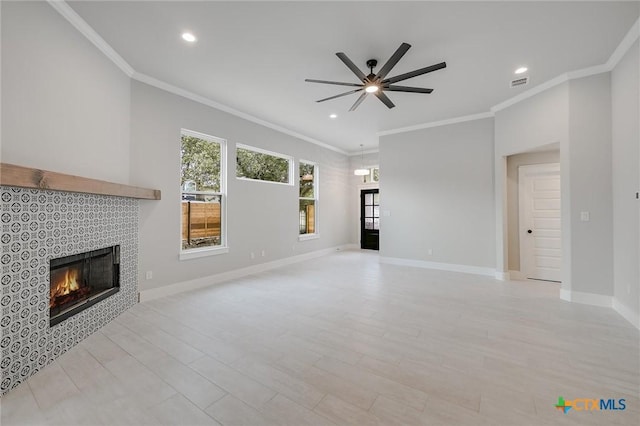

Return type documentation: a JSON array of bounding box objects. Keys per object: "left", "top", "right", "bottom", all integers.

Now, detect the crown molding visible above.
[
  {"left": 347, "top": 148, "right": 379, "bottom": 156},
  {"left": 492, "top": 17, "right": 639, "bottom": 114},
  {"left": 46, "top": 0, "right": 134, "bottom": 77},
  {"left": 47, "top": 1, "right": 347, "bottom": 156},
  {"left": 606, "top": 17, "right": 639, "bottom": 70},
  {"left": 45, "top": 1, "right": 640, "bottom": 150},
  {"left": 132, "top": 72, "right": 348, "bottom": 155},
  {"left": 378, "top": 112, "right": 494, "bottom": 137}
]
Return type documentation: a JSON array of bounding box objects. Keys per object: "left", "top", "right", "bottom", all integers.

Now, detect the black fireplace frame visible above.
[{"left": 49, "top": 245, "right": 120, "bottom": 326}]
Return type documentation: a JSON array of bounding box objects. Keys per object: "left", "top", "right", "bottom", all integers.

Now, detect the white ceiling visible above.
[{"left": 67, "top": 1, "right": 639, "bottom": 152}]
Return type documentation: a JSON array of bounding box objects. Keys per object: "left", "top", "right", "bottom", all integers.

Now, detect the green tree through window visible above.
[
  {"left": 236, "top": 146, "right": 290, "bottom": 183},
  {"left": 181, "top": 135, "right": 221, "bottom": 192}
]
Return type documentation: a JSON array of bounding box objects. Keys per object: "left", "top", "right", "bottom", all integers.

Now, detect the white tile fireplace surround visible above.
[{"left": 0, "top": 186, "right": 139, "bottom": 394}]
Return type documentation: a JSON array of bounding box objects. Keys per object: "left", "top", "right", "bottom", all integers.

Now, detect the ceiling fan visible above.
[{"left": 305, "top": 42, "right": 446, "bottom": 111}]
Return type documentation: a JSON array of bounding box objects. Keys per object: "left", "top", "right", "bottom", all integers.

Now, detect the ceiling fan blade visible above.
[
  {"left": 305, "top": 79, "right": 364, "bottom": 87},
  {"left": 385, "top": 85, "right": 433, "bottom": 94},
  {"left": 375, "top": 91, "right": 395, "bottom": 109},
  {"left": 336, "top": 52, "right": 367, "bottom": 82},
  {"left": 316, "top": 88, "right": 364, "bottom": 103},
  {"left": 382, "top": 62, "right": 447, "bottom": 84},
  {"left": 375, "top": 42, "right": 411, "bottom": 81},
  {"left": 349, "top": 92, "right": 368, "bottom": 111}
]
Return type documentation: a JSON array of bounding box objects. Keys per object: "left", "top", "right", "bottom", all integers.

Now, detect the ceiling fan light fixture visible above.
[{"left": 365, "top": 85, "right": 379, "bottom": 93}]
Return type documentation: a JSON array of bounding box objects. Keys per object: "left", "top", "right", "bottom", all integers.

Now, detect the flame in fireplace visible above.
[{"left": 50, "top": 268, "right": 81, "bottom": 306}]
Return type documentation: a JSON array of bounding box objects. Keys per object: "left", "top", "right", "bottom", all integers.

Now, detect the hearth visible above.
[{"left": 49, "top": 245, "right": 120, "bottom": 326}]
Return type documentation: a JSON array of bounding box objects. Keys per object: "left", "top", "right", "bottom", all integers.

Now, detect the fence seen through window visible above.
[
  {"left": 299, "top": 161, "right": 317, "bottom": 235},
  {"left": 181, "top": 131, "right": 225, "bottom": 250}
]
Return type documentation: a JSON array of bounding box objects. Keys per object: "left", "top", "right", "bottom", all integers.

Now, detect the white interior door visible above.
[{"left": 519, "top": 163, "right": 561, "bottom": 282}]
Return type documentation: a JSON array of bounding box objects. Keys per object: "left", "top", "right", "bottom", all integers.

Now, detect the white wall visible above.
[
  {"left": 506, "top": 150, "right": 560, "bottom": 271},
  {"left": 611, "top": 40, "right": 639, "bottom": 321},
  {"left": 379, "top": 118, "right": 495, "bottom": 269},
  {"left": 1, "top": 1, "right": 131, "bottom": 183},
  {"left": 568, "top": 73, "right": 613, "bottom": 296},
  {"left": 130, "top": 81, "right": 351, "bottom": 291}
]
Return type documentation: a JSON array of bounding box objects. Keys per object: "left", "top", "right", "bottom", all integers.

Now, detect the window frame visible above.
[
  {"left": 179, "top": 129, "right": 228, "bottom": 260},
  {"left": 363, "top": 166, "right": 379, "bottom": 183},
  {"left": 235, "top": 143, "right": 294, "bottom": 186},
  {"left": 298, "top": 159, "right": 319, "bottom": 241}
]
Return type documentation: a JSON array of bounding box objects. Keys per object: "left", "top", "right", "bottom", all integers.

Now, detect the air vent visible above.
[{"left": 510, "top": 77, "right": 529, "bottom": 88}]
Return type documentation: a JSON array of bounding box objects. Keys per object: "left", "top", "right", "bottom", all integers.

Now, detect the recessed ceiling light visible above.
[
  {"left": 182, "top": 32, "right": 197, "bottom": 43},
  {"left": 329, "top": 114, "right": 337, "bottom": 119},
  {"left": 515, "top": 66, "right": 528, "bottom": 74}
]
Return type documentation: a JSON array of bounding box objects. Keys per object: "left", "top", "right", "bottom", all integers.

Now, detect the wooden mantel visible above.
[{"left": 0, "top": 163, "right": 161, "bottom": 200}]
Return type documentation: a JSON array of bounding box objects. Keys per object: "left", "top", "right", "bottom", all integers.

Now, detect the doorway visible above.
[
  {"left": 518, "top": 163, "right": 561, "bottom": 282},
  {"left": 360, "top": 189, "right": 379, "bottom": 250}
]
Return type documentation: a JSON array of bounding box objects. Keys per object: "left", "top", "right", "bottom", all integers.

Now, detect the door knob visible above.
[{"left": 527, "top": 229, "right": 532, "bottom": 234}]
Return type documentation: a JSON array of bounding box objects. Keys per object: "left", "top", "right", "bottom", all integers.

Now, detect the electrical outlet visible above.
[
  {"left": 428, "top": 249, "right": 433, "bottom": 255},
  {"left": 580, "top": 211, "right": 590, "bottom": 221},
  {"left": 250, "top": 252, "right": 255, "bottom": 259},
  {"left": 145, "top": 271, "right": 153, "bottom": 280},
  {"left": 261, "top": 250, "right": 265, "bottom": 257}
]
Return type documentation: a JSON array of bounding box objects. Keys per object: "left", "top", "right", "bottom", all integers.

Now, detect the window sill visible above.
[
  {"left": 298, "top": 234, "right": 319, "bottom": 241},
  {"left": 180, "top": 246, "right": 229, "bottom": 261}
]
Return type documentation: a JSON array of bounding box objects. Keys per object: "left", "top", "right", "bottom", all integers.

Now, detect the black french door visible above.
[{"left": 360, "top": 189, "right": 379, "bottom": 250}]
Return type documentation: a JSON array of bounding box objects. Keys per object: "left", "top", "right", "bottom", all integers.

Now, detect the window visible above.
[
  {"left": 180, "top": 130, "right": 227, "bottom": 257},
  {"left": 363, "top": 167, "right": 379, "bottom": 183},
  {"left": 299, "top": 161, "right": 318, "bottom": 237},
  {"left": 236, "top": 144, "right": 293, "bottom": 184}
]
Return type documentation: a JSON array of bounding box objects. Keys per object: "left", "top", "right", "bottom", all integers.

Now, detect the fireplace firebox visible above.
[{"left": 49, "top": 245, "right": 120, "bottom": 326}]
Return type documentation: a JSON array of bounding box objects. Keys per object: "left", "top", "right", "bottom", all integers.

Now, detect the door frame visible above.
[
  {"left": 360, "top": 188, "right": 380, "bottom": 250},
  {"left": 518, "top": 162, "right": 561, "bottom": 281},
  {"left": 355, "top": 182, "right": 379, "bottom": 248}
]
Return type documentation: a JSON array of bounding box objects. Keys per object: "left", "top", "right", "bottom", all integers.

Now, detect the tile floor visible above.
[{"left": 1, "top": 250, "right": 638, "bottom": 425}]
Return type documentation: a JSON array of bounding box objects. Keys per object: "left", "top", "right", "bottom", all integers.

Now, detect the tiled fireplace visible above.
[{"left": 0, "top": 186, "right": 139, "bottom": 394}]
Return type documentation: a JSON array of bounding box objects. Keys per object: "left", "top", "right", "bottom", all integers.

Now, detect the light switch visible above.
[
  {"left": 580, "top": 211, "right": 590, "bottom": 221},
  {"left": 382, "top": 210, "right": 391, "bottom": 217}
]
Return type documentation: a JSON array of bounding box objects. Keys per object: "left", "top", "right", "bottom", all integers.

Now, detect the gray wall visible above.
[
  {"left": 1, "top": 1, "right": 131, "bottom": 184},
  {"left": 506, "top": 150, "right": 560, "bottom": 271},
  {"left": 494, "top": 83, "right": 570, "bottom": 282},
  {"left": 379, "top": 118, "right": 495, "bottom": 268},
  {"left": 130, "top": 81, "right": 351, "bottom": 291},
  {"left": 611, "top": 40, "right": 639, "bottom": 317},
  {"left": 568, "top": 73, "right": 613, "bottom": 296},
  {"left": 495, "top": 73, "right": 616, "bottom": 299},
  {"left": 349, "top": 151, "right": 379, "bottom": 245}
]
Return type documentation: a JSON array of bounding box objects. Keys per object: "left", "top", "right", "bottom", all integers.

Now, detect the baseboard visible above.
[
  {"left": 379, "top": 256, "right": 495, "bottom": 277},
  {"left": 559, "top": 288, "right": 571, "bottom": 302},
  {"left": 139, "top": 244, "right": 354, "bottom": 301},
  {"left": 508, "top": 270, "right": 526, "bottom": 281},
  {"left": 612, "top": 298, "right": 640, "bottom": 329},
  {"left": 560, "top": 289, "right": 612, "bottom": 308},
  {"left": 495, "top": 271, "right": 510, "bottom": 281}
]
